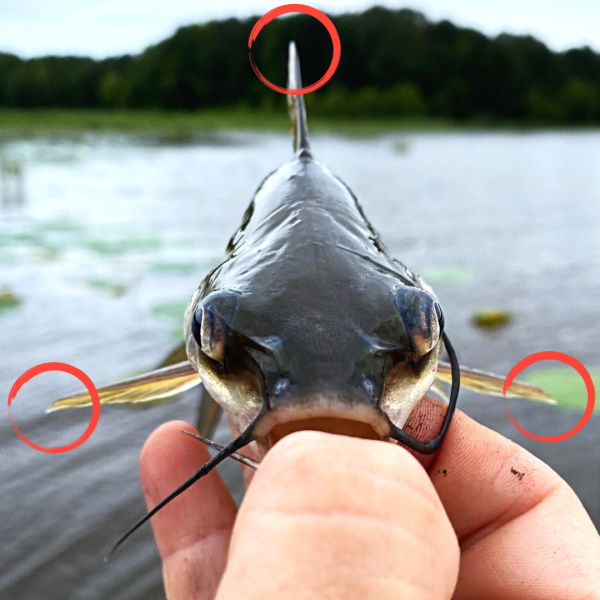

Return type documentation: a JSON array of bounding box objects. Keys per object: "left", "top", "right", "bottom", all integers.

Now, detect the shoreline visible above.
[{"left": 1, "top": 108, "right": 599, "bottom": 136}]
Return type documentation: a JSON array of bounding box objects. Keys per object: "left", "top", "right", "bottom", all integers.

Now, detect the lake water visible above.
[{"left": 1, "top": 130, "right": 599, "bottom": 599}]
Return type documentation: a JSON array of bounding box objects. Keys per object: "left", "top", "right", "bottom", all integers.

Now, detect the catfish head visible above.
[{"left": 185, "top": 277, "right": 445, "bottom": 458}]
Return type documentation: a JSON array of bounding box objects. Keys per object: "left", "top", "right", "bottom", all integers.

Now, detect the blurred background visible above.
[{"left": 0, "top": 2, "right": 599, "bottom": 599}]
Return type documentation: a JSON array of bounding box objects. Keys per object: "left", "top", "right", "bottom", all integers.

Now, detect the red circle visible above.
[
  {"left": 248, "top": 4, "right": 341, "bottom": 95},
  {"left": 8, "top": 362, "right": 100, "bottom": 454},
  {"left": 503, "top": 351, "right": 595, "bottom": 443}
]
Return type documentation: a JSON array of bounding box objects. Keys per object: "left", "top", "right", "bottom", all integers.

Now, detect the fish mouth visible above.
[
  {"left": 251, "top": 399, "right": 391, "bottom": 455},
  {"left": 268, "top": 416, "right": 381, "bottom": 446}
]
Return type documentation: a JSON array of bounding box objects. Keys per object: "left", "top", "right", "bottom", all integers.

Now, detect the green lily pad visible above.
[
  {"left": 84, "top": 279, "right": 128, "bottom": 296},
  {"left": 522, "top": 368, "right": 600, "bottom": 412},
  {"left": 5, "top": 231, "right": 44, "bottom": 246},
  {"left": 37, "top": 218, "right": 85, "bottom": 234},
  {"left": 0, "top": 286, "right": 21, "bottom": 313},
  {"left": 472, "top": 308, "right": 512, "bottom": 328},
  {"left": 83, "top": 234, "right": 163, "bottom": 256},
  {"left": 392, "top": 139, "right": 410, "bottom": 154},
  {"left": 37, "top": 246, "right": 62, "bottom": 261}
]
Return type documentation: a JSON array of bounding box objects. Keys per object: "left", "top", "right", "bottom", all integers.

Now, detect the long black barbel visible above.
[
  {"left": 389, "top": 332, "right": 460, "bottom": 454},
  {"left": 107, "top": 336, "right": 458, "bottom": 558},
  {"left": 105, "top": 416, "right": 261, "bottom": 560},
  {"left": 181, "top": 431, "right": 259, "bottom": 469}
]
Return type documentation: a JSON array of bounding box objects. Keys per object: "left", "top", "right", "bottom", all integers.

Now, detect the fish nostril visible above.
[{"left": 273, "top": 378, "right": 290, "bottom": 397}]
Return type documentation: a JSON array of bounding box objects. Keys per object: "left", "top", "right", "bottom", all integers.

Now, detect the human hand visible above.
[{"left": 140, "top": 399, "right": 600, "bottom": 599}]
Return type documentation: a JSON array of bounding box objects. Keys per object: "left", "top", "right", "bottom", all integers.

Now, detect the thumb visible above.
[{"left": 217, "top": 431, "right": 459, "bottom": 600}]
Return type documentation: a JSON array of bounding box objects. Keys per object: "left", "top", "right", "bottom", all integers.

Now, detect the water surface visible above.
[{"left": 1, "top": 130, "right": 598, "bottom": 599}]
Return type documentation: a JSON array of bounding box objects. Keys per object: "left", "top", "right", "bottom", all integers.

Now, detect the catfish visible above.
[{"left": 49, "top": 43, "right": 553, "bottom": 554}]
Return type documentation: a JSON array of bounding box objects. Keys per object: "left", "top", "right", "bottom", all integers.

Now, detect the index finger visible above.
[
  {"left": 405, "top": 397, "right": 600, "bottom": 599},
  {"left": 140, "top": 420, "right": 237, "bottom": 599}
]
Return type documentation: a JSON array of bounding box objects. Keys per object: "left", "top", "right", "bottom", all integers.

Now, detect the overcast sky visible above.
[{"left": 1, "top": 0, "right": 599, "bottom": 58}]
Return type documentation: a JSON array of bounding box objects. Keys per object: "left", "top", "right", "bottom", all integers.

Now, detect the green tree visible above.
[
  {"left": 99, "top": 70, "right": 129, "bottom": 107},
  {"left": 0, "top": 7, "right": 598, "bottom": 125},
  {"left": 557, "top": 78, "right": 600, "bottom": 122}
]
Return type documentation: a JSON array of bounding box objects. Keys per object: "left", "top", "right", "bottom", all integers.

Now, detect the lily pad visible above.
[
  {"left": 391, "top": 139, "right": 410, "bottom": 154},
  {"left": 84, "top": 279, "right": 128, "bottom": 296},
  {"left": 81, "top": 232, "right": 163, "bottom": 257},
  {"left": 37, "top": 245, "right": 62, "bottom": 262},
  {"left": 5, "top": 231, "right": 43, "bottom": 246},
  {"left": 35, "top": 218, "right": 84, "bottom": 234},
  {"left": 522, "top": 368, "right": 600, "bottom": 412},
  {"left": 0, "top": 286, "right": 21, "bottom": 313},
  {"left": 472, "top": 308, "right": 512, "bottom": 328}
]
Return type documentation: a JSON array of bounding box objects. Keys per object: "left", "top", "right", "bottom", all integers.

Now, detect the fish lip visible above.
[{"left": 251, "top": 398, "right": 391, "bottom": 450}]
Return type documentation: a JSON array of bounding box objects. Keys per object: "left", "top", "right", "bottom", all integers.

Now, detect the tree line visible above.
[{"left": 1, "top": 7, "right": 599, "bottom": 123}]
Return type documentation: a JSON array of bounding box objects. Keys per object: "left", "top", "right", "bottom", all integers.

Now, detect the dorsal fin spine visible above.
[{"left": 287, "top": 41, "right": 311, "bottom": 156}]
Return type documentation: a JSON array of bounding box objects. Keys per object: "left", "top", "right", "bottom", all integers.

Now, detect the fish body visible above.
[
  {"left": 185, "top": 149, "right": 441, "bottom": 456},
  {"left": 183, "top": 44, "right": 446, "bottom": 457}
]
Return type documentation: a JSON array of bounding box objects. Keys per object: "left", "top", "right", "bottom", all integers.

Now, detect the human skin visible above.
[{"left": 140, "top": 398, "right": 600, "bottom": 599}]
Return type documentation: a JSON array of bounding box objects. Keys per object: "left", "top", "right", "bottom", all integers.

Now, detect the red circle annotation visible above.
[
  {"left": 248, "top": 4, "right": 341, "bottom": 95},
  {"left": 8, "top": 362, "right": 100, "bottom": 454},
  {"left": 503, "top": 351, "right": 595, "bottom": 443}
]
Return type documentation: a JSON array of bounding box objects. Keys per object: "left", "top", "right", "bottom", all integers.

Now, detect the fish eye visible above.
[
  {"left": 191, "top": 307, "right": 227, "bottom": 362},
  {"left": 394, "top": 286, "right": 444, "bottom": 358},
  {"left": 191, "top": 291, "right": 238, "bottom": 363}
]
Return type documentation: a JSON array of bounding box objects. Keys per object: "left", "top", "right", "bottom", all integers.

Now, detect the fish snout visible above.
[{"left": 252, "top": 388, "right": 392, "bottom": 450}]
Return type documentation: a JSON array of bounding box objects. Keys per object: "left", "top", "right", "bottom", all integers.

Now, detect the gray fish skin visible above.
[
  {"left": 183, "top": 42, "right": 443, "bottom": 457},
  {"left": 185, "top": 144, "right": 441, "bottom": 455}
]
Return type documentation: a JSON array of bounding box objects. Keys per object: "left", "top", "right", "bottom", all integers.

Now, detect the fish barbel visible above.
[{"left": 48, "top": 43, "right": 554, "bottom": 553}]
